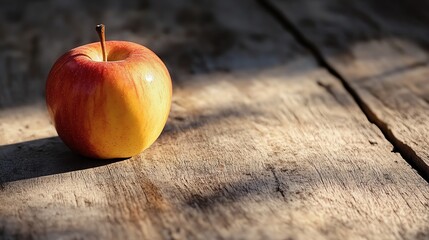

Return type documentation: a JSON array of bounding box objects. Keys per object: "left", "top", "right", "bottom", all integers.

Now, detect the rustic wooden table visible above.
[{"left": 1, "top": 0, "right": 429, "bottom": 239}]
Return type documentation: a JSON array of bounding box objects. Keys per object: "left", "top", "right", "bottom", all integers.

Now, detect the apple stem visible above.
[{"left": 95, "top": 24, "right": 107, "bottom": 62}]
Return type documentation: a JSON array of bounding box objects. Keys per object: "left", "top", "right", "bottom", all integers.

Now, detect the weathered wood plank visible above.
[
  {"left": 266, "top": 0, "right": 429, "bottom": 177},
  {"left": 1, "top": 0, "right": 429, "bottom": 239}
]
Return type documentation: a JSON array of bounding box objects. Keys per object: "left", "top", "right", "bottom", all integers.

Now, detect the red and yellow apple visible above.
[{"left": 46, "top": 24, "right": 172, "bottom": 159}]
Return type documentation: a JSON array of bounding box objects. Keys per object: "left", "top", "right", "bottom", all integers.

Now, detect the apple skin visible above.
[{"left": 46, "top": 41, "right": 172, "bottom": 159}]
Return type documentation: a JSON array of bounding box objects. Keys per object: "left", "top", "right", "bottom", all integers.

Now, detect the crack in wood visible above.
[
  {"left": 258, "top": 0, "right": 429, "bottom": 182},
  {"left": 316, "top": 80, "right": 344, "bottom": 106},
  {"left": 266, "top": 165, "right": 286, "bottom": 200}
]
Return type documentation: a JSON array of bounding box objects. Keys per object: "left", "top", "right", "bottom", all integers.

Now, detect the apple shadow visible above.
[{"left": 0, "top": 137, "right": 124, "bottom": 184}]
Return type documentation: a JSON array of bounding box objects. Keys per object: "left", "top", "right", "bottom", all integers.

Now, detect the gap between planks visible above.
[{"left": 257, "top": 0, "right": 429, "bottom": 183}]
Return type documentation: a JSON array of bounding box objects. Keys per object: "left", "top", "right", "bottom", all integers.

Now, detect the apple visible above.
[{"left": 46, "top": 24, "right": 172, "bottom": 159}]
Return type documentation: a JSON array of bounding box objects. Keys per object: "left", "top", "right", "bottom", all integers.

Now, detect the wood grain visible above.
[
  {"left": 1, "top": 0, "right": 429, "bottom": 239},
  {"left": 266, "top": 0, "right": 429, "bottom": 177}
]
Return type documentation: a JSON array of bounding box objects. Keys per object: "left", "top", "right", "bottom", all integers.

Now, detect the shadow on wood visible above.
[{"left": 0, "top": 137, "right": 124, "bottom": 184}]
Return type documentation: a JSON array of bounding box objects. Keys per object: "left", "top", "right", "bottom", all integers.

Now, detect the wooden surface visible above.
[
  {"left": 267, "top": 0, "right": 429, "bottom": 177},
  {"left": 1, "top": 0, "right": 429, "bottom": 239}
]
